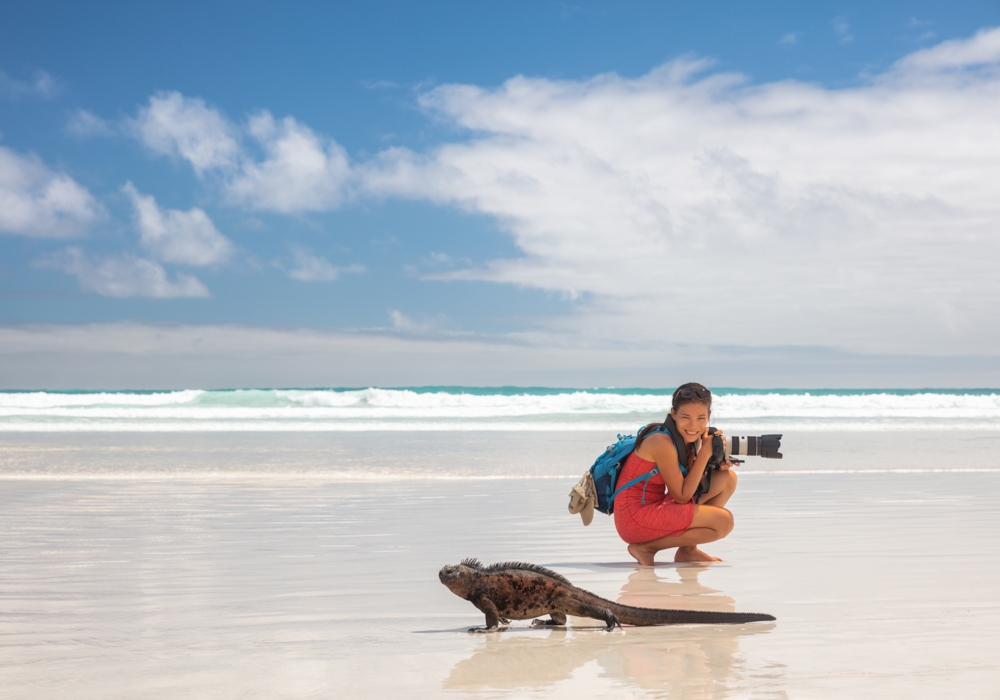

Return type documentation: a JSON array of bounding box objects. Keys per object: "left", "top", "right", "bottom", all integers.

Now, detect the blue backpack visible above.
[{"left": 590, "top": 422, "right": 688, "bottom": 515}]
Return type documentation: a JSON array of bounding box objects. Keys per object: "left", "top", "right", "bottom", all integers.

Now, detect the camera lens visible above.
[
  {"left": 726, "top": 435, "right": 783, "bottom": 459},
  {"left": 759, "top": 435, "right": 783, "bottom": 459}
]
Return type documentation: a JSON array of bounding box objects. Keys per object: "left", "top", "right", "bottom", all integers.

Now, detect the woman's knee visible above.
[
  {"left": 718, "top": 469, "right": 738, "bottom": 494},
  {"left": 720, "top": 508, "right": 734, "bottom": 535},
  {"left": 693, "top": 505, "right": 734, "bottom": 534},
  {"left": 709, "top": 507, "right": 734, "bottom": 536}
]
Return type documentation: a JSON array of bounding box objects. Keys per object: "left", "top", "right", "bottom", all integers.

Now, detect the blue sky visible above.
[{"left": 2, "top": 1, "right": 1000, "bottom": 388}]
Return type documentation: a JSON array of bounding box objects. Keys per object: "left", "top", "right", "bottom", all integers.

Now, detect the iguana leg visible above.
[
  {"left": 562, "top": 601, "right": 622, "bottom": 631},
  {"left": 469, "top": 594, "right": 502, "bottom": 632},
  {"left": 530, "top": 612, "right": 567, "bottom": 627}
]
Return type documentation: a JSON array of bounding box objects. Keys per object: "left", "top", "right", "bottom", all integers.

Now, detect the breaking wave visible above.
[{"left": 1, "top": 387, "right": 998, "bottom": 430}]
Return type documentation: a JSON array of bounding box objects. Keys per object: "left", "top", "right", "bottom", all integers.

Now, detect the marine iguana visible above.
[{"left": 439, "top": 559, "right": 775, "bottom": 632}]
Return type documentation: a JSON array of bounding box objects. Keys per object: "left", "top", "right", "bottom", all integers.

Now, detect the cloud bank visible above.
[
  {"left": 3, "top": 322, "right": 998, "bottom": 390},
  {"left": 360, "top": 27, "right": 1000, "bottom": 356}
]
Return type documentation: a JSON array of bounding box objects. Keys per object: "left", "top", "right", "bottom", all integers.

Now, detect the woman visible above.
[{"left": 615, "top": 383, "right": 738, "bottom": 565}]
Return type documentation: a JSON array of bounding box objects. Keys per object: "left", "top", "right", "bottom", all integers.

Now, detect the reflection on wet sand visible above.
[
  {"left": 443, "top": 564, "right": 782, "bottom": 697},
  {"left": 616, "top": 564, "right": 736, "bottom": 612},
  {"left": 610, "top": 566, "right": 783, "bottom": 697},
  {"left": 443, "top": 628, "right": 580, "bottom": 691}
]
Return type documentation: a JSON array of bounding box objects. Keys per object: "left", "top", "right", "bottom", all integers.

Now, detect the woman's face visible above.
[{"left": 671, "top": 401, "right": 711, "bottom": 443}]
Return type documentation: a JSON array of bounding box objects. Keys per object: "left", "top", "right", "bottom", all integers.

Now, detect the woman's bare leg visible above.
[
  {"left": 700, "top": 469, "right": 738, "bottom": 508},
  {"left": 626, "top": 505, "right": 734, "bottom": 566},
  {"left": 673, "top": 471, "right": 738, "bottom": 562}
]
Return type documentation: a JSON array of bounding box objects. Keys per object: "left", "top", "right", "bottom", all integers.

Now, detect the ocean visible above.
[
  {"left": 2, "top": 387, "right": 998, "bottom": 478},
  {"left": 2, "top": 387, "right": 999, "bottom": 432}
]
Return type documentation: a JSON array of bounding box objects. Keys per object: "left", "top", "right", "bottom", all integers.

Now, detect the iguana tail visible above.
[
  {"left": 565, "top": 591, "right": 774, "bottom": 628},
  {"left": 608, "top": 601, "right": 775, "bottom": 626}
]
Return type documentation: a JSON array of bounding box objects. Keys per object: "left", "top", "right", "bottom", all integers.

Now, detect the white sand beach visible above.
[{"left": 1, "top": 430, "right": 998, "bottom": 698}]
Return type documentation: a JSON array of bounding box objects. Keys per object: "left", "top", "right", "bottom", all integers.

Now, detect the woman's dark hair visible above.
[
  {"left": 670, "top": 382, "right": 712, "bottom": 411},
  {"left": 634, "top": 382, "right": 713, "bottom": 452}
]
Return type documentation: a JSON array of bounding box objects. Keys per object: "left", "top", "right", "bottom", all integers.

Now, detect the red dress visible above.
[{"left": 613, "top": 452, "right": 696, "bottom": 544}]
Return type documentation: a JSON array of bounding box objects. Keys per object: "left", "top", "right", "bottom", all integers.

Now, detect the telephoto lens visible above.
[
  {"left": 702, "top": 431, "right": 783, "bottom": 500},
  {"left": 725, "top": 435, "right": 783, "bottom": 459}
]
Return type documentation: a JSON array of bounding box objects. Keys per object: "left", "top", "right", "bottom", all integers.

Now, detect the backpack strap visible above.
[
  {"left": 662, "top": 415, "right": 691, "bottom": 476},
  {"left": 609, "top": 466, "right": 659, "bottom": 504}
]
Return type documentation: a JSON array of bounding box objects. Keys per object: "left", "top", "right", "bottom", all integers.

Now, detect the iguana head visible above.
[{"left": 438, "top": 561, "right": 477, "bottom": 599}]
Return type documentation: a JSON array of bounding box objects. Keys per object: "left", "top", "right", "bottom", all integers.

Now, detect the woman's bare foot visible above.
[
  {"left": 627, "top": 543, "right": 657, "bottom": 567},
  {"left": 674, "top": 546, "right": 722, "bottom": 563}
]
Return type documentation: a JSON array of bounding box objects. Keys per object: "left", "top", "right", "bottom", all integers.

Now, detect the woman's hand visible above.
[
  {"left": 696, "top": 428, "right": 738, "bottom": 469},
  {"left": 696, "top": 427, "right": 721, "bottom": 457}
]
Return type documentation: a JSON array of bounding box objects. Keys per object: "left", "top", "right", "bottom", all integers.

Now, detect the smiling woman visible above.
[{"left": 614, "top": 383, "right": 740, "bottom": 566}]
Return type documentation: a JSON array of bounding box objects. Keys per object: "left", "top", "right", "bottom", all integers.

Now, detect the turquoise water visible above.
[
  {"left": 4, "top": 386, "right": 997, "bottom": 396},
  {"left": 1, "top": 387, "right": 998, "bottom": 431}
]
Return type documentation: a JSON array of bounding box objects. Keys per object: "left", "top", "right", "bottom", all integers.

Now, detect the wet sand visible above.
[{"left": 1, "top": 464, "right": 998, "bottom": 698}]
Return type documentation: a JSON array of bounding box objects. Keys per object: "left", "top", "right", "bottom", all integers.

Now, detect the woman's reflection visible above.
[
  {"left": 611, "top": 565, "right": 760, "bottom": 693},
  {"left": 617, "top": 563, "right": 735, "bottom": 612}
]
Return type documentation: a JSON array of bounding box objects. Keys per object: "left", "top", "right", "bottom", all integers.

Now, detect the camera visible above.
[{"left": 696, "top": 429, "right": 782, "bottom": 500}]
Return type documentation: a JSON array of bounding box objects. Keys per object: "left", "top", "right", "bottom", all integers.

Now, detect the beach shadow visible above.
[{"left": 441, "top": 565, "right": 783, "bottom": 695}]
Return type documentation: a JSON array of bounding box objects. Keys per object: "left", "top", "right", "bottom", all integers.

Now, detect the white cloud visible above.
[
  {"left": 130, "top": 91, "right": 241, "bottom": 174},
  {"left": 388, "top": 309, "right": 450, "bottom": 333},
  {"left": 894, "top": 25, "right": 1000, "bottom": 71},
  {"left": 226, "top": 112, "right": 351, "bottom": 212},
  {"left": 427, "top": 252, "right": 453, "bottom": 265},
  {"left": 362, "top": 29, "right": 1000, "bottom": 356},
  {"left": 779, "top": 33, "right": 799, "bottom": 46},
  {"left": 0, "top": 146, "right": 103, "bottom": 237},
  {"left": 122, "top": 182, "right": 233, "bottom": 265},
  {"left": 66, "top": 109, "right": 116, "bottom": 137},
  {"left": 38, "top": 247, "right": 210, "bottom": 298},
  {"left": 0, "top": 69, "right": 59, "bottom": 99},
  {"left": 287, "top": 246, "right": 364, "bottom": 282},
  {"left": 127, "top": 95, "right": 352, "bottom": 213}
]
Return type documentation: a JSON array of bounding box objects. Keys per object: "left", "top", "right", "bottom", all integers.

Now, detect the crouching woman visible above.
[{"left": 615, "top": 383, "right": 738, "bottom": 565}]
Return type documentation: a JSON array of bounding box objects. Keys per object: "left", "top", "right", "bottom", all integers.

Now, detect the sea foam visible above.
[{"left": 0, "top": 388, "right": 998, "bottom": 431}]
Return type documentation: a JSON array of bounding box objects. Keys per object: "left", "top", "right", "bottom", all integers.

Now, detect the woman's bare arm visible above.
[{"left": 636, "top": 432, "right": 714, "bottom": 504}]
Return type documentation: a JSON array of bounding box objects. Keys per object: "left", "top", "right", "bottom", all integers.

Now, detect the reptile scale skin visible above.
[{"left": 439, "top": 559, "right": 775, "bottom": 632}]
